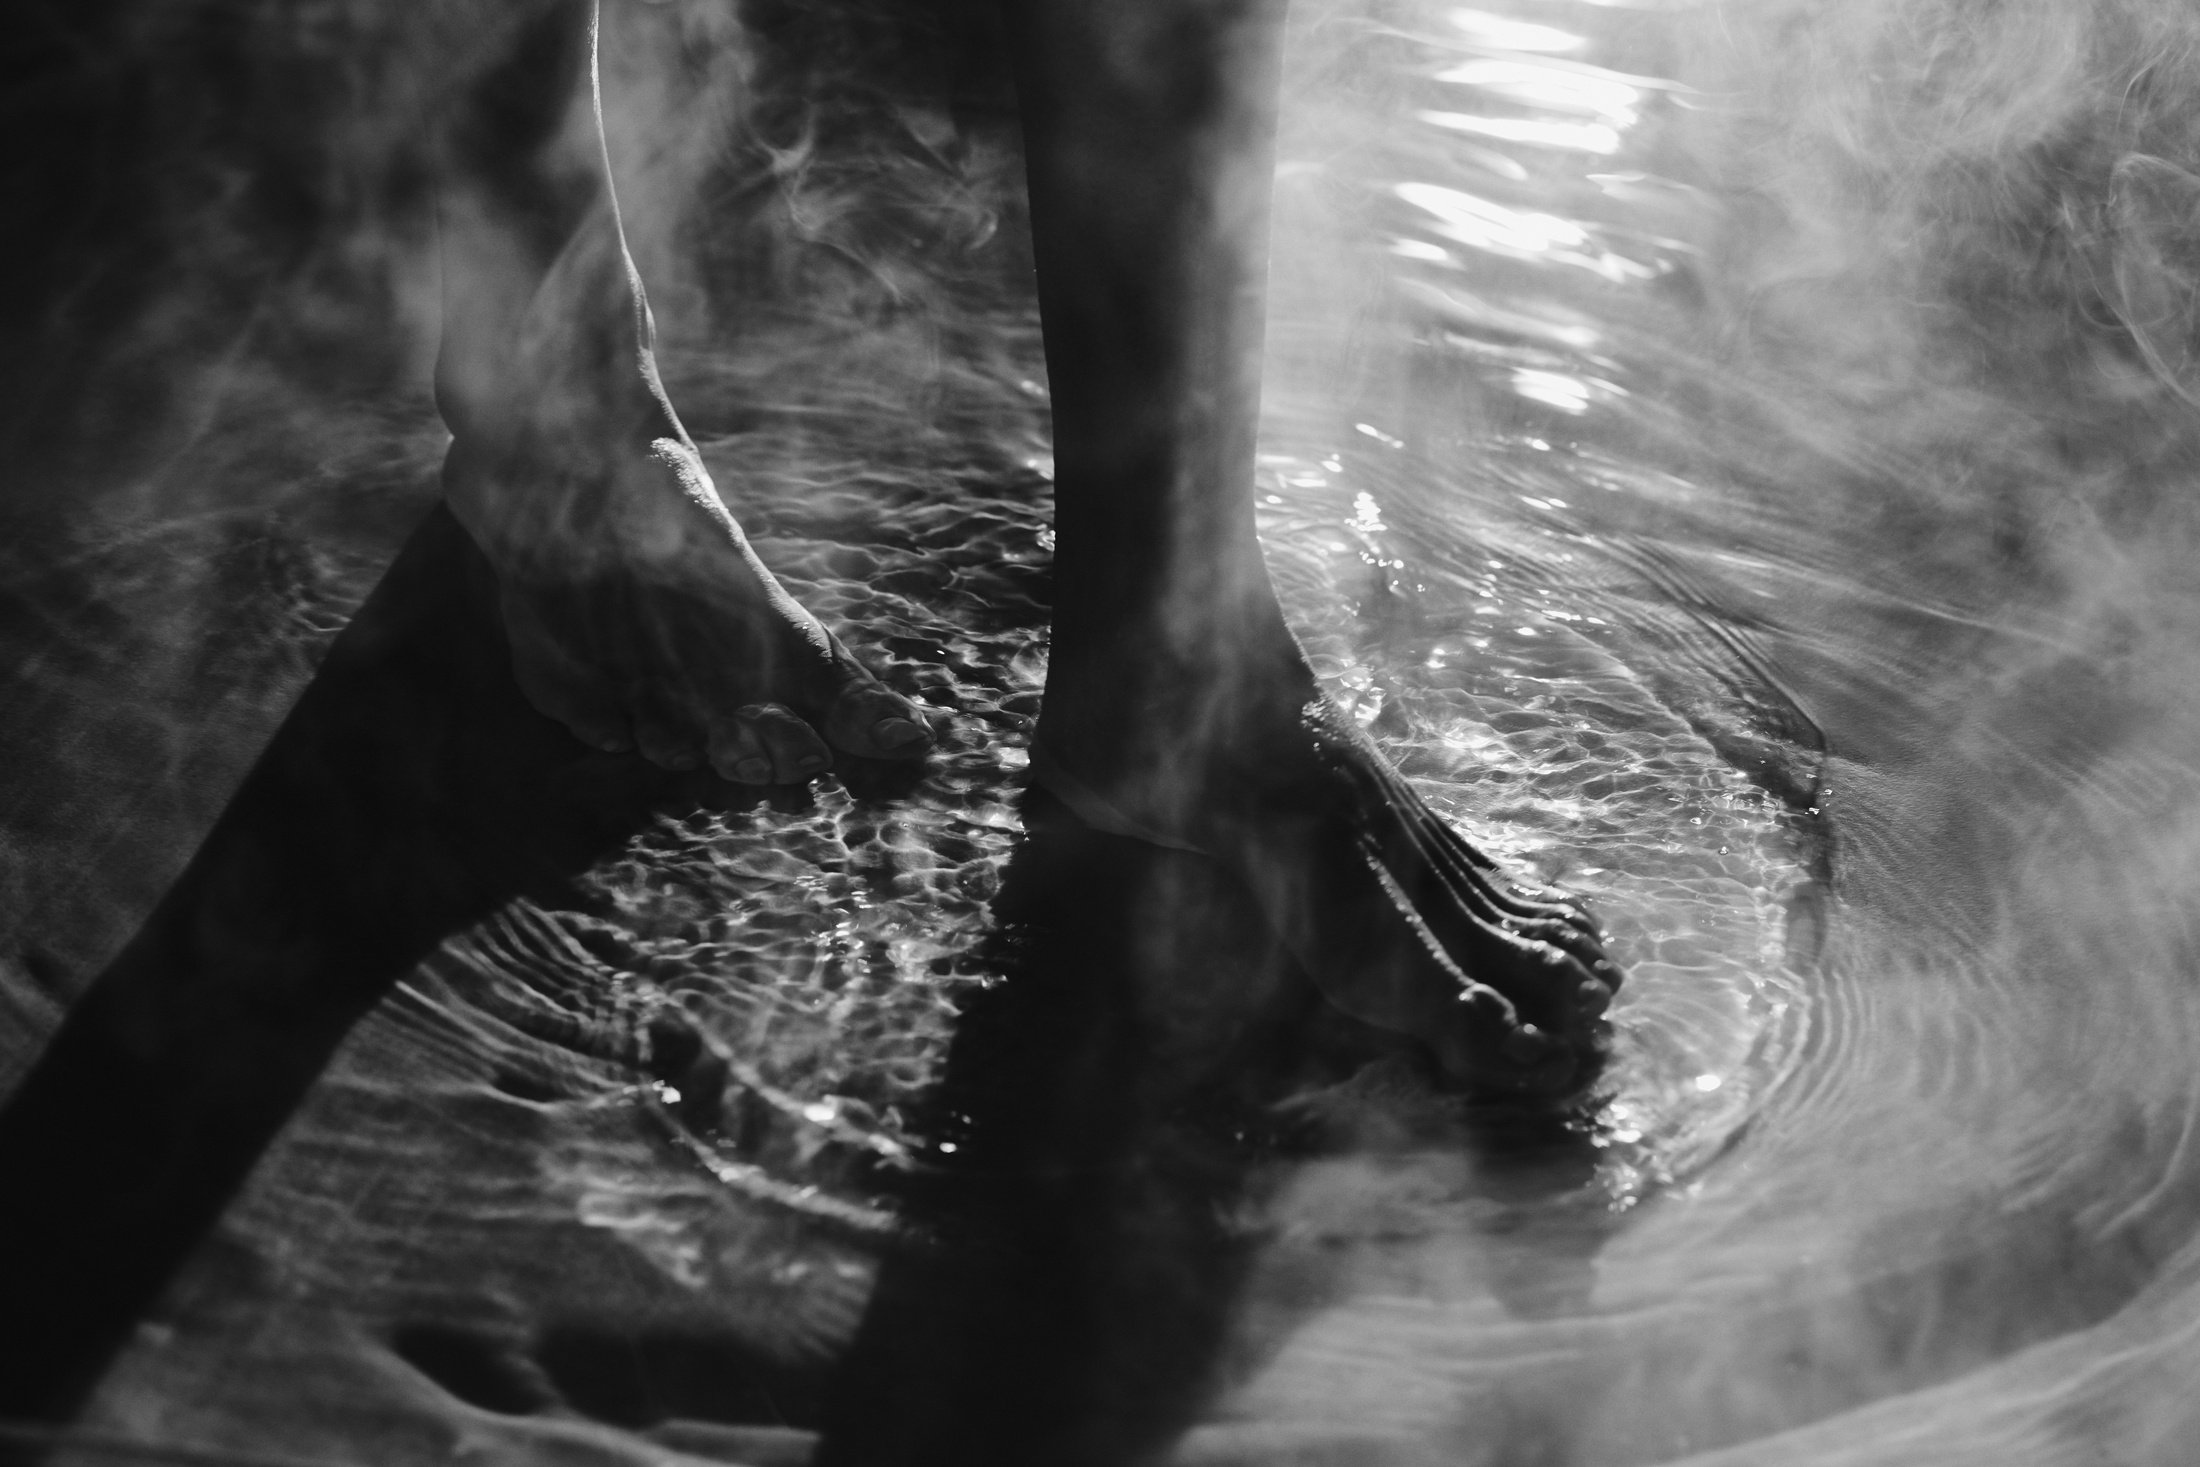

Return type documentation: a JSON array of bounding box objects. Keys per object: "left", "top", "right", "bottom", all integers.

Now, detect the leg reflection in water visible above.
[
  {"left": 819, "top": 795, "right": 1317, "bottom": 1467},
  {"left": 816, "top": 792, "right": 1614, "bottom": 1465},
  {"left": 449, "top": 0, "right": 1620, "bottom": 1095}
]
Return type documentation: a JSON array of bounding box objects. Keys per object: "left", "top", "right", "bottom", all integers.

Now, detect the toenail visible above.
[
  {"left": 1577, "top": 978, "right": 1612, "bottom": 1016},
  {"left": 666, "top": 752, "right": 700, "bottom": 770},
  {"left": 797, "top": 753, "right": 829, "bottom": 774},
  {"left": 734, "top": 758, "right": 772, "bottom": 783},
  {"left": 871, "top": 716, "right": 926, "bottom": 751}
]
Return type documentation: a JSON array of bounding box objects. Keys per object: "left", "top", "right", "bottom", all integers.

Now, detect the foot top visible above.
[
  {"left": 1032, "top": 696, "right": 1623, "bottom": 1099},
  {"left": 457, "top": 438, "right": 933, "bottom": 783}
]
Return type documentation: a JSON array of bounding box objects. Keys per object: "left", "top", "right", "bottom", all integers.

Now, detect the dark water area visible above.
[{"left": 11, "top": 0, "right": 2200, "bottom": 1462}]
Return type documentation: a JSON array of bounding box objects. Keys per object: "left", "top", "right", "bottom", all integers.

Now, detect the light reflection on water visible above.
[
  {"left": 1233, "top": 0, "right": 2200, "bottom": 1461},
  {"left": 31, "top": 0, "right": 2200, "bottom": 1460}
]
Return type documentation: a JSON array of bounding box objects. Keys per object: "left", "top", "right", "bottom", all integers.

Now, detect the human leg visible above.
[
  {"left": 434, "top": 0, "right": 933, "bottom": 780},
  {"left": 1004, "top": 0, "right": 1621, "bottom": 1092}
]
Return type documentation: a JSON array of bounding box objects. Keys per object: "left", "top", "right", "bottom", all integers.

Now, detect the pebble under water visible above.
[{"left": 13, "top": 0, "right": 2200, "bottom": 1462}]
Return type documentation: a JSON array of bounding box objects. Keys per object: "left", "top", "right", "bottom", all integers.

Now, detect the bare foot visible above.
[
  {"left": 1033, "top": 631, "right": 1621, "bottom": 1097},
  {"left": 443, "top": 426, "right": 933, "bottom": 783}
]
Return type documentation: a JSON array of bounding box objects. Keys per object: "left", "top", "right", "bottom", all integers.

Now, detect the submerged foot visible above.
[
  {"left": 445, "top": 429, "right": 932, "bottom": 782},
  {"left": 1033, "top": 641, "right": 1621, "bottom": 1097}
]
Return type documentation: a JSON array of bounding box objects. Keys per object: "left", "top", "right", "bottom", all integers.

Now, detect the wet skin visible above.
[{"left": 439, "top": 0, "right": 1621, "bottom": 1094}]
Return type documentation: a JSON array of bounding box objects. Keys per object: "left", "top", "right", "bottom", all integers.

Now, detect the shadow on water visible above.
[
  {"left": 0, "top": 500, "right": 1612, "bottom": 1464},
  {"left": 0, "top": 504, "right": 773, "bottom": 1427},
  {"left": 814, "top": 790, "right": 1611, "bottom": 1467}
]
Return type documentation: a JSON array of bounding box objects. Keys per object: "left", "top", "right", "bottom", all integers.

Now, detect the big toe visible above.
[
  {"left": 823, "top": 683, "right": 935, "bottom": 761},
  {"left": 708, "top": 703, "right": 832, "bottom": 785},
  {"left": 1436, "top": 986, "right": 1608, "bottom": 1097}
]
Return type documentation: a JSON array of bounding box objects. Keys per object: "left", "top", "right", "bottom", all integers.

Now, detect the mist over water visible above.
[
  {"left": 1240, "top": 0, "right": 2200, "bottom": 1460},
  {"left": 12, "top": 0, "right": 2200, "bottom": 1462}
]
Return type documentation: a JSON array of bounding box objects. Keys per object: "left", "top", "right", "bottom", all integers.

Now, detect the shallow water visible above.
[{"left": 12, "top": 0, "right": 2200, "bottom": 1461}]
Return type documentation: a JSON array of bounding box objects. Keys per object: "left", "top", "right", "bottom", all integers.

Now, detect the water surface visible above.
[{"left": 10, "top": 0, "right": 2200, "bottom": 1462}]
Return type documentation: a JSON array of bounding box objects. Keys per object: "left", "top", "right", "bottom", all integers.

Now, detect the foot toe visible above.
[
  {"left": 749, "top": 704, "right": 832, "bottom": 783},
  {"left": 823, "top": 684, "right": 935, "bottom": 760},
  {"left": 1502, "top": 1023, "right": 1553, "bottom": 1064},
  {"left": 1427, "top": 994, "right": 1579, "bottom": 1093},
  {"left": 707, "top": 715, "right": 775, "bottom": 785},
  {"left": 1309, "top": 716, "right": 1622, "bottom": 1092},
  {"left": 633, "top": 706, "right": 702, "bottom": 771}
]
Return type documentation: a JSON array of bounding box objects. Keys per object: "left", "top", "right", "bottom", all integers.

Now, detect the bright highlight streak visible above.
[
  {"left": 1355, "top": 422, "right": 1406, "bottom": 448},
  {"left": 1436, "top": 59, "right": 1643, "bottom": 123},
  {"left": 1513, "top": 369, "right": 1593, "bottom": 414},
  {"left": 1397, "top": 181, "right": 1587, "bottom": 254},
  {"left": 1449, "top": 8, "right": 1586, "bottom": 53},
  {"left": 1391, "top": 237, "right": 1454, "bottom": 263},
  {"left": 1420, "top": 112, "right": 1623, "bottom": 155},
  {"left": 1396, "top": 182, "right": 1662, "bottom": 283}
]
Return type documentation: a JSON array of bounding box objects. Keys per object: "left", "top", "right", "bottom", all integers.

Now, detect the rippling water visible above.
[
  {"left": 14, "top": 0, "right": 2200, "bottom": 1461},
  {"left": 1234, "top": 1, "right": 2200, "bottom": 1461}
]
